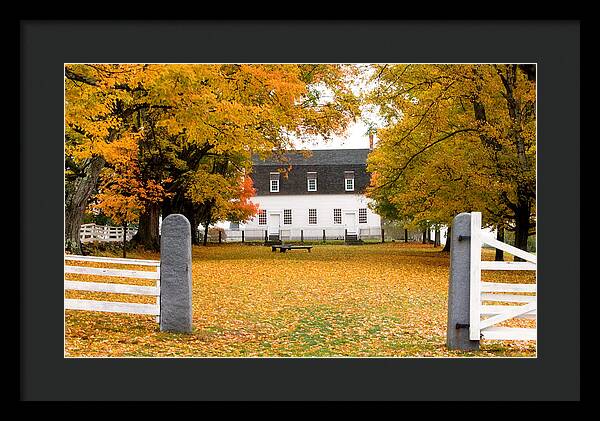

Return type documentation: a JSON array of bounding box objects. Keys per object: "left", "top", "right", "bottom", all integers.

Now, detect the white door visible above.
[
  {"left": 344, "top": 212, "right": 357, "bottom": 234},
  {"left": 268, "top": 213, "right": 281, "bottom": 235}
]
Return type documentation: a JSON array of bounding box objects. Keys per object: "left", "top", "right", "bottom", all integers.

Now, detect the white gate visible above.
[{"left": 469, "top": 212, "right": 537, "bottom": 341}]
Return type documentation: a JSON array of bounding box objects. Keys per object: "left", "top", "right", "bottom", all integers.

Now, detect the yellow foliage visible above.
[
  {"left": 364, "top": 64, "right": 536, "bottom": 229},
  {"left": 66, "top": 64, "right": 360, "bottom": 222}
]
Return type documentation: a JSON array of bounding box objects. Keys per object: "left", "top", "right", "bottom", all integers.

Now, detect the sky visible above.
[
  {"left": 291, "top": 120, "right": 376, "bottom": 150},
  {"left": 291, "top": 64, "right": 381, "bottom": 151}
]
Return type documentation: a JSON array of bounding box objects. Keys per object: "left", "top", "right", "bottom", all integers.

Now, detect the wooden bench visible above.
[{"left": 271, "top": 244, "right": 313, "bottom": 253}]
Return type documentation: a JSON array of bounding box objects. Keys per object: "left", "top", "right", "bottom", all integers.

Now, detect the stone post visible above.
[
  {"left": 159, "top": 214, "right": 193, "bottom": 333},
  {"left": 446, "top": 212, "right": 480, "bottom": 350}
]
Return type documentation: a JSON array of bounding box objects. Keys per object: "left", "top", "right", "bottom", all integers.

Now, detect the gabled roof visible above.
[{"left": 252, "top": 149, "right": 370, "bottom": 166}]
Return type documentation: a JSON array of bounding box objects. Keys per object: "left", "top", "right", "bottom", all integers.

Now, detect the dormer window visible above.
[
  {"left": 344, "top": 171, "right": 355, "bottom": 191},
  {"left": 307, "top": 172, "right": 317, "bottom": 191},
  {"left": 270, "top": 172, "right": 280, "bottom": 193}
]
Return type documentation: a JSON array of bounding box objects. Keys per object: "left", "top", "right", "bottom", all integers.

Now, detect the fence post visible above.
[
  {"left": 322, "top": 229, "right": 326, "bottom": 243},
  {"left": 446, "top": 212, "right": 479, "bottom": 350},
  {"left": 159, "top": 214, "right": 193, "bottom": 333},
  {"left": 241, "top": 230, "right": 245, "bottom": 243},
  {"left": 301, "top": 229, "right": 304, "bottom": 243}
]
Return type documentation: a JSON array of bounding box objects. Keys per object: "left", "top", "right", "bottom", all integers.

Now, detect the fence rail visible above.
[
  {"left": 64, "top": 254, "right": 161, "bottom": 321},
  {"left": 79, "top": 223, "right": 138, "bottom": 243}
]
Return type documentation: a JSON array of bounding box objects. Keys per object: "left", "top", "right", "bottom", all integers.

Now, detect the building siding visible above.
[{"left": 239, "top": 194, "right": 381, "bottom": 239}]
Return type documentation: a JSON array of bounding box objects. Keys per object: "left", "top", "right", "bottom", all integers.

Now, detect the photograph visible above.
[{"left": 63, "top": 63, "right": 537, "bottom": 358}]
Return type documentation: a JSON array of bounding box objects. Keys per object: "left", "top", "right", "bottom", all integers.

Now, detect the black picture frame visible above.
[{"left": 20, "top": 20, "right": 580, "bottom": 401}]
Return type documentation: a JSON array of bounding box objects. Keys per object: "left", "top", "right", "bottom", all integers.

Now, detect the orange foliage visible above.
[{"left": 93, "top": 134, "right": 171, "bottom": 224}]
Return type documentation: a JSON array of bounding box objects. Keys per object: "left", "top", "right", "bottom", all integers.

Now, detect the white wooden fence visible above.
[
  {"left": 79, "top": 223, "right": 138, "bottom": 243},
  {"left": 64, "top": 254, "right": 161, "bottom": 322},
  {"left": 469, "top": 212, "right": 537, "bottom": 341}
]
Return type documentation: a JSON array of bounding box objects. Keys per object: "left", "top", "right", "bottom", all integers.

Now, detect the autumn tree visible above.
[
  {"left": 185, "top": 159, "right": 259, "bottom": 246},
  {"left": 127, "top": 106, "right": 178, "bottom": 250},
  {"left": 91, "top": 133, "right": 170, "bottom": 257},
  {"left": 365, "top": 64, "right": 536, "bottom": 256},
  {"left": 65, "top": 64, "right": 169, "bottom": 253},
  {"left": 134, "top": 64, "right": 359, "bottom": 244},
  {"left": 66, "top": 64, "right": 359, "bottom": 251}
]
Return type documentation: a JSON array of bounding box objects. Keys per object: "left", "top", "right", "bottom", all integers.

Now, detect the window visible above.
[
  {"left": 284, "top": 209, "right": 292, "bottom": 225},
  {"left": 333, "top": 209, "right": 342, "bottom": 224},
  {"left": 307, "top": 172, "right": 317, "bottom": 191},
  {"left": 308, "top": 209, "right": 317, "bottom": 224},
  {"left": 258, "top": 209, "right": 267, "bottom": 225},
  {"left": 345, "top": 178, "right": 354, "bottom": 191},
  {"left": 270, "top": 172, "right": 280, "bottom": 193},
  {"left": 359, "top": 208, "right": 367, "bottom": 224},
  {"left": 270, "top": 179, "right": 279, "bottom": 192},
  {"left": 344, "top": 171, "right": 355, "bottom": 191}
]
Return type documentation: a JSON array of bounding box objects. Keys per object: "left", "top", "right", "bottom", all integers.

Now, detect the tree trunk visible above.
[
  {"left": 199, "top": 200, "right": 218, "bottom": 246},
  {"left": 173, "top": 197, "right": 201, "bottom": 245},
  {"left": 434, "top": 228, "right": 441, "bottom": 247},
  {"left": 203, "top": 215, "right": 211, "bottom": 246},
  {"left": 442, "top": 227, "right": 451, "bottom": 252},
  {"left": 513, "top": 201, "right": 531, "bottom": 261},
  {"left": 131, "top": 202, "right": 161, "bottom": 251},
  {"left": 497, "top": 66, "right": 534, "bottom": 262},
  {"left": 64, "top": 155, "right": 106, "bottom": 254},
  {"left": 495, "top": 226, "right": 505, "bottom": 261},
  {"left": 422, "top": 229, "right": 427, "bottom": 244},
  {"left": 404, "top": 229, "right": 408, "bottom": 243},
  {"left": 122, "top": 219, "right": 127, "bottom": 258},
  {"left": 186, "top": 209, "right": 200, "bottom": 245}
]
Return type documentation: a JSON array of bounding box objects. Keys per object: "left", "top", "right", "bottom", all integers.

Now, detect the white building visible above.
[{"left": 227, "top": 147, "right": 382, "bottom": 242}]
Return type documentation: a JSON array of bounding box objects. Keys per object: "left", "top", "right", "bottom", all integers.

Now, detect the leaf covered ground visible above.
[{"left": 65, "top": 243, "right": 536, "bottom": 357}]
